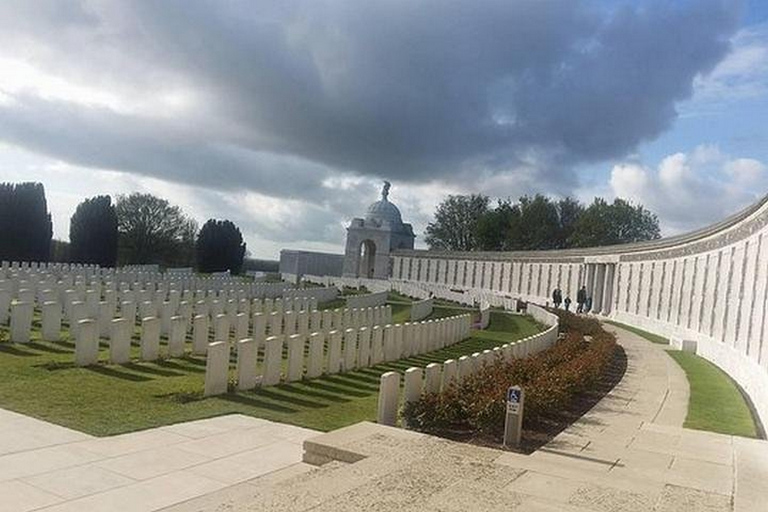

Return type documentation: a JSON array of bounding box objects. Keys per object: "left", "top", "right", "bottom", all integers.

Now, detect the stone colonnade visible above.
[{"left": 390, "top": 194, "right": 768, "bottom": 427}]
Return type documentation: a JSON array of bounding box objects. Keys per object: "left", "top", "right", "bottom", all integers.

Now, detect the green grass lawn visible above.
[
  {"left": 604, "top": 320, "right": 669, "bottom": 345},
  {"left": 0, "top": 309, "right": 540, "bottom": 436},
  {"left": 666, "top": 350, "right": 759, "bottom": 438}
]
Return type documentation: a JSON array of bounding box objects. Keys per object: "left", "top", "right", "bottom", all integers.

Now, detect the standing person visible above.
[
  {"left": 564, "top": 296, "right": 572, "bottom": 312},
  {"left": 585, "top": 295, "right": 593, "bottom": 313},
  {"left": 577, "top": 285, "right": 587, "bottom": 313},
  {"left": 552, "top": 288, "right": 562, "bottom": 309}
]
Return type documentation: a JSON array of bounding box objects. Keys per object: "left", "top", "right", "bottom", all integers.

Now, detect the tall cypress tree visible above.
[
  {"left": 0, "top": 182, "right": 53, "bottom": 262},
  {"left": 70, "top": 195, "right": 119, "bottom": 267},
  {"left": 196, "top": 219, "right": 247, "bottom": 274}
]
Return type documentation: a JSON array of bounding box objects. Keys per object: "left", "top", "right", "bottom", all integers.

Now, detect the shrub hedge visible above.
[{"left": 402, "top": 311, "right": 617, "bottom": 439}]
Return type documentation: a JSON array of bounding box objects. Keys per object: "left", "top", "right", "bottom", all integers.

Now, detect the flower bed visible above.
[{"left": 402, "top": 311, "right": 618, "bottom": 442}]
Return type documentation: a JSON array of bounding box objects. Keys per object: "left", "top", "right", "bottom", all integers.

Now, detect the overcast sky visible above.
[{"left": 1, "top": 0, "right": 767, "bottom": 259}]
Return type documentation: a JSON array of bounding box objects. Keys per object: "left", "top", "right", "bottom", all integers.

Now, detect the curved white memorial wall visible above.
[{"left": 392, "top": 196, "right": 768, "bottom": 426}]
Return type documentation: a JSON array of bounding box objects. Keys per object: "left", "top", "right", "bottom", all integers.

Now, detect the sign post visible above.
[{"left": 503, "top": 386, "right": 524, "bottom": 448}]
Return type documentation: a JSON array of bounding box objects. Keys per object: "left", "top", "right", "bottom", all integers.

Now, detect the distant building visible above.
[{"left": 279, "top": 249, "right": 344, "bottom": 283}]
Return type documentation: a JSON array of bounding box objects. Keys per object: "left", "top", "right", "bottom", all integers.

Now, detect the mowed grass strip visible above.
[
  {"left": 0, "top": 309, "right": 539, "bottom": 436},
  {"left": 666, "top": 350, "right": 759, "bottom": 438},
  {"left": 604, "top": 320, "right": 669, "bottom": 345}
]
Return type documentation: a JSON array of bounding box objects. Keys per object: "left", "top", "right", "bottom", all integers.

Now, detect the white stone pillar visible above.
[
  {"left": 110, "top": 317, "right": 131, "bottom": 364},
  {"left": 327, "top": 330, "right": 343, "bottom": 374},
  {"left": 377, "top": 371, "right": 400, "bottom": 426},
  {"left": 602, "top": 264, "right": 615, "bottom": 315},
  {"left": 287, "top": 334, "right": 306, "bottom": 382},
  {"left": 262, "top": 335, "right": 284, "bottom": 386},
  {"left": 592, "top": 264, "right": 606, "bottom": 315},
  {"left": 204, "top": 341, "right": 230, "bottom": 396},
  {"left": 41, "top": 300, "right": 62, "bottom": 342},
  {"left": 75, "top": 318, "right": 99, "bottom": 366},
  {"left": 10, "top": 301, "right": 33, "bottom": 343},
  {"left": 140, "top": 316, "right": 160, "bottom": 361},
  {"left": 306, "top": 331, "right": 325, "bottom": 379},
  {"left": 236, "top": 338, "right": 258, "bottom": 391}
]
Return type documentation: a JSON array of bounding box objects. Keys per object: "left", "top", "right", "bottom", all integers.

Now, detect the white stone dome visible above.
[{"left": 365, "top": 198, "right": 403, "bottom": 226}]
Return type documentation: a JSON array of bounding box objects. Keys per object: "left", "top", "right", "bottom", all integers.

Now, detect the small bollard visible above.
[{"left": 503, "top": 386, "right": 524, "bottom": 448}]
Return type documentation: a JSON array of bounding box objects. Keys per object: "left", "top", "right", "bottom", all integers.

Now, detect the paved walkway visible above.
[
  {"left": 164, "top": 325, "right": 768, "bottom": 511},
  {"left": 0, "top": 411, "right": 317, "bottom": 511}
]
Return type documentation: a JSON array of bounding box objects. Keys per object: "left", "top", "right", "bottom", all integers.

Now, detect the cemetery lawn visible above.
[
  {"left": 666, "top": 350, "right": 760, "bottom": 438},
  {"left": 604, "top": 320, "right": 669, "bottom": 345},
  {"left": 0, "top": 310, "right": 539, "bottom": 436}
]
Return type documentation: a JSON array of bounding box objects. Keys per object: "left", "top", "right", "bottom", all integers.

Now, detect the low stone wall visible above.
[
  {"left": 346, "top": 291, "right": 389, "bottom": 309},
  {"left": 410, "top": 298, "right": 434, "bottom": 322},
  {"left": 283, "top": 286, "right": 338, "bottom": 303}
]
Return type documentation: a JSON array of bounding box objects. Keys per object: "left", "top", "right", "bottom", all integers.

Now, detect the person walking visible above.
[
  {"left": 577, "top": 285, "right": 587, "bottom": 313},
  {"left": 564, "top": 296, "right": 572, "bottom": 312}
]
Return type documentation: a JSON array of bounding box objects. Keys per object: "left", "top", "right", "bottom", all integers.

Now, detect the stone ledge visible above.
[{"left": 302, "top": 421, "right": 425, "bottom": 466}]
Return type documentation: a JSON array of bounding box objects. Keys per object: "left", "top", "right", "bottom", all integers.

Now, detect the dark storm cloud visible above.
[{"left": 0, "top": 0, "right": 742, "bottom": 195}]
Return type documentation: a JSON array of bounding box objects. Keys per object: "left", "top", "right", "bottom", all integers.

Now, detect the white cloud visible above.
[{"left": 608, "top": 145, "right": 767, "bottom": 235}]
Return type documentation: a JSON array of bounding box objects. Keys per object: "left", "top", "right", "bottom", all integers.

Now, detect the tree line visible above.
[
  {"left": 0, "top": 182, "right": 247, "bottom": 274},
  {"left": 425, "top": 193, "right": 661, "bottom": 251}
]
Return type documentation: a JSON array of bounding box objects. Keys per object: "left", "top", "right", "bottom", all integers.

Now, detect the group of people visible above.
[{"left": 551, "top": 285, "right": 592, "bottom": 313}]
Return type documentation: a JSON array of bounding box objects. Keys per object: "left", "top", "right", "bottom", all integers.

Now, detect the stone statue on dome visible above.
[{"left": 382, "top": 180, "right": 391, "bottom": 201}]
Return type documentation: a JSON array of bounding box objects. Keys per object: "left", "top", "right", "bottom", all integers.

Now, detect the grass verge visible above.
[
  {"left": 0, "top": 309, "right": 539, "bottom": 436},
  {"left": 666, "top": 350, "right": 759, "bottom": 438},
  {"left": 604, "top": 320, "right": 669, "bottom": 345}
]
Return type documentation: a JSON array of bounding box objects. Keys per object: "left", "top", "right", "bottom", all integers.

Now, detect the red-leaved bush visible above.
[{"left": 402, "top": 311, "right": 617, "bottom": 439}]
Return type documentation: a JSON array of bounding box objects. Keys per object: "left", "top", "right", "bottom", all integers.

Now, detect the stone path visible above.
[
  {"left": 164, "top": 325, "right": 768, "bottom": 511},
  {"left": 0, "top": 410, "right": 317, "bottom": 512}
]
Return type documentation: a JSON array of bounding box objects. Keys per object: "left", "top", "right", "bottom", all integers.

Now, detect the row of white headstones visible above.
[{"left": 204, "top": 312, "right": 474, "bottom": 396}]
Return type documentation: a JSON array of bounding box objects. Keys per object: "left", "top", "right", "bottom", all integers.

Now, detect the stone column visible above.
[
  {"left": 585, "top": 263, "right": 596, "bottom": 308},
  {"left": 592, "top": 264, "right": 606, "bottom": 315},
  {"left": 75, "top": 318, "right": 99, "bottom": 366},
  {"left": 236, "top": 338, "right": 258, "bottom": 391},
  {"left": 110, "top": 317, "right": 131, "bottom": 364},
  {"left": 602, "top": 264, "right": 616, "bottom": 316},
  {"left": 204, "top": 341, "right": 230, "bottom": 396}
]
